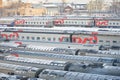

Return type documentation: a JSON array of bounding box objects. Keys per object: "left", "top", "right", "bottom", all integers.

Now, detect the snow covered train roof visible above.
[
  {"left": 1, "top": 26, "right": 120, "bottom": 35},
  {"left": 39, "top": 69, "right": 120, "bottom": 80}
]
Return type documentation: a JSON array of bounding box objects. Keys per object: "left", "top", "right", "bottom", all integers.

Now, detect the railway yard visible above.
[
  {"left": 0, "top": 41, "right": 120, "bottom": 80},
  {"left": 0, "top": 1, "right": 120, "bottom": 79},
  {"left": 0, "top": 23, "right": 120, "bottom": 80}
]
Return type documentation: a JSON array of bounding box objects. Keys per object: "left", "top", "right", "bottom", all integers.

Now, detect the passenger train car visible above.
[
  {"left": 0, "top": 27, "right": 120, "bottom": 50},
  {"left": 0, "top": 57, "right": 120, "bottom": 77},
  {"left": 38, "top": 69, "right": 120, "bottom": 80},
  {"left": 0, "top": 16, "right": 120, "bottom": 28},
  {"left": 0, "top": 17, "right": 15, "bottom": 27}
]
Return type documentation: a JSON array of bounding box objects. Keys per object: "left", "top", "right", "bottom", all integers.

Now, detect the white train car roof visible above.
[
  {"left": 0, "top": 62, "right": 39, "bottom": 71},
  {"left": 1, "top": 26, "right": 120, "bottom": 31},
  {"left": 13, "top": 50, "right": 117, "bottom": 63},
  {"left": 26, "top": 45, "right": 56, "bottom": 51},
  {"left": 0, "top": 42, "right": 21, "bottom": 48},
  {"left": 0, "top": 17, "right": 15, "bottom": 20},
  {"left": 39, "top": 69, "right": 120, "bottom": 80},
  {"left": 5, "top": 56, "right": 67, "bottom": 66},
  {"left": 0, "top": 26, "right": 98, "bottom": 31},
  {"left": 1, "top": 27, "right": 120, "bottom": 35}
]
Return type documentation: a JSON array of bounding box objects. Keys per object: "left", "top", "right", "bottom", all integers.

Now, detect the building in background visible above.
[
  {"left": 0, "top": 0, "right": 47, "bottom": 16},
  {"left": 17, "top": 3, "right": 47, "bottom": 16},
  {"left": 0, "top": 0, "right": 2, "bottom": 16},
  {"left": 86, "top": 0, "right": 116, "bottom": 17},
  {"left": 43, "top": 4, "right": 59, "bottom": 15},
  {"left": 2, "top": 0, "right": 20, "bottom": 7},
  {"left": 0, "top": 0, "right": 117, "bottom": 17},
  {"left": 71, "top": 3, "right": 88, "bottom": 15},
  {"left": 87, "top": 0, "right": 104, "bottom": 12},
  {"left": 63, "top": 5, "right": 73, "bottom": 14},
  {"left": 0, "top": 0, "right": 2, "bottom": 8},
  {"left": 110, "top": 0, "right": 120, "bottom": 17},
  {"left": 0, "top": 0, "right": 21, "bottom": 16}
]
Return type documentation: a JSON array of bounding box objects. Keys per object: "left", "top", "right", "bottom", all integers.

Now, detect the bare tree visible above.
[
  {"left": 110, "top": 0, "right": 120, "bottom": 17},
  {"left": 0, "top": 0, "right": 23, "bottom": 17}
]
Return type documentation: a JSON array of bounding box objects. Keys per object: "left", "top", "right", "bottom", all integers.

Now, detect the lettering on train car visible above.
[
  {"left": 11, "top": 53, "right": 19, "bottom": 57},
  {"left": 54, "top": 19, "right": 64, "bottom": 25},
  {"left": 1, "top": 32, "right": 19, "bottom": 40},
  {"left": 14, "top": 19, "right": 25, "bottom": 25},
  {"left": 95, "top": 19, "right": 108, "bottom": 26},
  {"left": 59, "top": 35, "right": 98, "bottom": 44}
]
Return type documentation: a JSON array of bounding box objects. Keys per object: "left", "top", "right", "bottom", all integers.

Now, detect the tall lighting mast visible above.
[
  {"left": 112, "top": 0, "right": 120, "bottom": 16},
  {"left": 60, "top": 0, "right": 67, "bottom": 14}
]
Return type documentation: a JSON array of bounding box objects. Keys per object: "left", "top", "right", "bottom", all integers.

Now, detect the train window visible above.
[
  {"left": 99, "top": 40, "right": 103, "bottom": 42},
  {"left": 113, "top": 41, "right": 117, "bottom": 43},
  {"left": 54, "top": 63, "right": 58, "bottom": 66},
  {"left": 49, "top": 72, "right": 57, "bottom": 76},
  {"left": 62, "top": 37, "right": 70, "bottom": 42},
  {"left": 27, "top": 36, "right": 29, "bottom": 40},
  {"left": 58, "top": 64, "right": 64, "bottom": 67},
  {"left": 109, "top": 23, "right": 112, "bottom": 25},
  {"left": 37, "top": 37, "right": 40, "bottom": 40},
  {"left": 113, "top": 23, "right": 115, "bottom": 25},
  {"left": 105, "top": 41, "right": 110, "bottom": 46},
  {"left": 66, "top": 21, "right": 68, "bottom": 24},
  {"left": 22, "top": 36, "right": 24, "bottom": 39},
  {"left": 42, "top": 71, "right": 49, "bottom": 75},
  {"left": 31, "top": 37, "right": 35, "bottom": 40},
  {"left": 106, "top": 41, "right": 110, "bottom": 42},
  {"left": 27, "top": 22, "right": 30, "bottom": 24},
  {"left": 37, "top": 22, "right": 39, "bottom": 24},
  {"left": 116, "top": 23, "right": 119, "bottom": 25},
  {"left": 53, "top": 38, "right": 56, "bottom": 41},
  {"left": 58, "top": 38, "right": 61, "bottom": 41},
  {"left": 42, "top": 37, "right": 46, "bottom": 40},
  {"left": 47, "top": 38, "right": 51, "bottom": 41}
]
